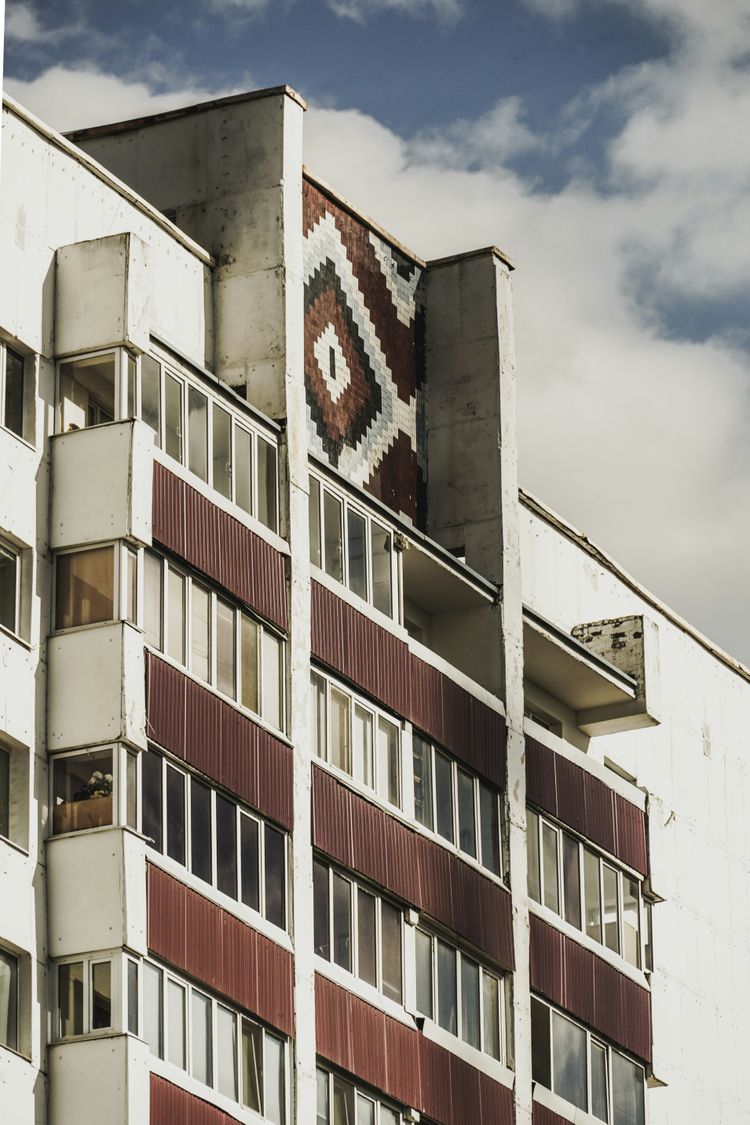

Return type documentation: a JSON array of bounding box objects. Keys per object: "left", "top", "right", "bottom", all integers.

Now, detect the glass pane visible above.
[
  {"left": 265, "top": 824, "right": 286, "bottom": 929},
  {"left": 213, "top": 404, "right": 232, "bottom": 499},
  {"left": 371, "top": 523, "right": 393, "bottom": 617},
  {"left": 216, "top": 793, "right": 238, "bottom": 898},
  {"left": 4, "top": 347, "right": 24, "bottom": 437},
  {"left": 257, "top": 437, "right": 278, "bottom": 532},
  {"left": 332, "top": 872, "right": 352, "bottom": 971},
  {"left": 413, "top": 735, "right": 433, "bottom": 831},
  {"left": 378, "top": 718, "right": 400, "bottom": 807},
  {"left": 52, "top": 748, "right": 113, "bottom": 834},
  {"left": 333, "top": 1076, "right": 354, "bottom": 1125},
  {"left": 142, "top": 963, "right": 163, "bottom": 1057},
  {"left": 353, "top": 705, "right": 374, "bottom": 788},
  {"left": 323, "top": 490, "right": 344, "bottom": 582},
  {"left": 603, "top": 864, "right": 621, "bottom": 954},
  {"left": 242, "top": 1018, "right": 263, "bottom": 1111},
  {"left": 457, "top": 770, "right": 477, "bottom": 858},
  {"left": 623, "top": 878, "right": 641, "bottom": 968},
  {"left": 357, "top": 1095, "right": 375, "bottom": 1125},
  {"left": 141, "top": 751, "right": 163, "bottom": 852},
  {"left": 563, "top": 833, "right": 581, "bottom": 929},
  {"left": 127, "top": 960, "right": 138, "bottom": 1036},
  {"left": 217, "top": 599, "right": 236, "bottom": 698},
  {"left": 435, "top": 751, "right": 454, "bottom": 844},
  {"left": 261, "top": 630, "right": 282, "bottom": 728},
  {"left": 126, "top": 353, "right": 137, "bottom": 419},
  {"left": 530, "top": 996, "right": 551, "bottom": 1087},
  {"left": 0, "top": 546, "right": 17, "bottom": 633},
  {"left": 316, "top": 1069, "right": 329, "bottom": 1125},
  {"left": 56, "top": 546, "right": 114, "bottom": 629},
  {"left": 479, "top": 782, "right": 500, "bottom": 875},
  {"left": 527, "top": 810, "right": 541, "bottom": 901},
  {"left": 347, "top": 509, "right": 367, "bottom": 598},
  {"left": 188, "top": 386, "right": 208, "bottom": 481},
  {"left": 144, "top": 552, "right": 163, "bottom": 649},
  {"left": 167, "top": 980, "right": 186, "bottom": 1068},
  {"left": 312, "top": 671, "right": 327, "bottom": 759},
  {"left": 140, "top": 355, "right": 161, "bottom": 443},
  {"left": 191, "top": 583, "right": 210, "bottom": 681},
  {"left": 91, "top": 961, "right": 111, "bottom": 1030},
  {"left": 542, "top": 823, "right": 560, "bottom": 913},
  {"left": 313, "top": 859, "right": 330, "bottom": 959},
  {"left": 59, "top": 961, "right": 84, "bottom": 1037},
  {"left": 217, "top": 1006, "right": 238, "bottom": 1099},
  {"left": 644, "top": 901, "right": 654, "bottom": 973},
  {"left": 124, "top": 548, "right": 137, "bottom": 624},
  {"left": 552, "top": 1011, "right": 587, "bottom": 1111},
  {"left": 482, "top": 972, "right": 501, "bottom": 1060},
  {"left": 60, "top": 353, "right": 115, "bottom": 431},
  {"left": 190, "top": 778, "right": 213, "bottom": 884},
  {"left": 191, "top": 989, "right": 212, "bottom": 1086},
  {"left": 584, "top": 848, "right": 602, "bottom": 943},
  {"left": 164, "top": 372, "right": 183, "bottom": 462},
  {"left": 381, "top": 900, "right": 402, "bottom": 1002},
  {"left": 241, "top": 614, "right": 259, "bottom": 713},
  {"left": 591, "top": 1040, "right": 609, "bottom": 1122},
  {"left": 415, "top": 930, "right": 433, "bottom": 1018},
  {"left": 357, "top": 889, "right": 377, "bottom": 987},
  {"left": 330, "top": 688, "right": 351, "bottom": 774},
  {"left": 167, "top": 567, "right": 186, "bottom": 664},
  {"left": 240, "top": 814, "right": 260, "bottom": 910},
  {"left": 380, "top": 1108, "right": 399, "bottom": 1125},
  {"left": 235, "top": 426, "right": 253, "bottom": 514},
  {"left": 0, "top": 749, "right": 8, "bottom": 839},
  {"left": 612, "top": 1050, "right": 645, "bottom": 1125},
  {"left": 166, "top": 765, "right": 186, "bottom": 865},
  {"left": 437, "top": 940, "right": 457, "bottom": 1034},
  {"left": 264, "top": 1034, "right": 285, "bottom": 1125},
  {"left": 460, "top": 956, "right": 480, "bottom": 1049},
  {"left": 309, "top": 476, "right": 322, "bottom": 568}
]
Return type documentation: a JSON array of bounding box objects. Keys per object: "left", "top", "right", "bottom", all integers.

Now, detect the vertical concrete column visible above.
[{"left": 424, "top": 249, "right": 529, "bottom": 1122}]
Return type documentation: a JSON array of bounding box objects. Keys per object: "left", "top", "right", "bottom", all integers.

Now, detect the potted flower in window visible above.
[{"left": 54, "top": 767, "right": 114, "bottom": 834}]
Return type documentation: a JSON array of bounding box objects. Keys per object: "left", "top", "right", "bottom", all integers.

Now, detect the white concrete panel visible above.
[
  {"left": 0, "top": 635, "right": 35, "bottom": 748},
  {"left": 0, "top": 428, "right": 37, "bottom": 547},
  {"left": 0, "top": 843, "right": 35, "bottom": 952},
  {"left": 47, "top": 829, "right": 146, "bottom": 958},
  {"left": 47, "top": 623, "right": 146, "bottom": 752},
  {"left": 0, "top": 1045, "right": 43, "bottom": 1125},
  {"left": 49, "top": 1034, "right": 149, "bottom": 1125},
  {"left": 50, "top": 420, "right": 153, "bottom": 550}
]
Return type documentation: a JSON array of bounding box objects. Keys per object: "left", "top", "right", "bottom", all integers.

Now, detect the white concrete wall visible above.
[
  {"left": 48, "top": 1035, "right": 150, "bottom": 1125},
  {"left": 520, "top": 501, "right": 750, "bottom": 1124}
]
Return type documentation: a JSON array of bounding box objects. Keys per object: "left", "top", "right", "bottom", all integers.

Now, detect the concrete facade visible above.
[{"left": 0, "top": 84, "right": 744, "bottom": 1125}]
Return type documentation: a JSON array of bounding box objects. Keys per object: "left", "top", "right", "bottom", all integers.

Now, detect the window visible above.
[
  {"left": 55, "top": 545, "right": 115, "bottom": 630},
  {"left": 316, "top": 1068, "right": 404, "bottom": 1125},
  {"left": 144, "top": 550, "right": 285, "bottom": 731},
  {"left": 0, "top": 543, "right": 19, "bottom": 636},
  {"left": 415, "top": 928, "right": 504, "bottom": 1061},
  {"left": 0, "top": 342, "right": 27, "bottom": 441},
  {"left": 140, "top": 751, "right": 287, "bottom": 930},
  {"left": 0, "top": 749, "right": 8, "bottom": 840},
  {"left": 527, "top": 809, "right": 644, "bottom": 969},
  {"left": 313, "top": 859, "right": 403, "bottom": 1003},
  {"left": 138, "top": 959, "right": 286, "bottom": 1122},
  {"left": 309, "top": 474, "right": 395, "bottom": 619},
  {"left": 531, "top": 996, "right": 645, "bottom": 1125},
  {"left": 413, "top": 735, "right": 501, "bottom": 876},
  {"left": 0, "top": 949, "right": 18, "bottom": 1051},
  {"left": 52, "top": 748, "right": 113, "bottom": 834},
  {"left": 311, "top": 670, "right": 401, "bottom": 808},
  {"left": 57, "top": 956, "right": 112, "bottom": 1038}
]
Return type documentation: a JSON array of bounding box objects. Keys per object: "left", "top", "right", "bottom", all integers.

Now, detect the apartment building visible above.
[{"left": 0, "top": 84, "right": 747, "bottom": 1125}]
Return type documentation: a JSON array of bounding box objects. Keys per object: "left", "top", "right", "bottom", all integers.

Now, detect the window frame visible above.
[
  {"left": 0, "top": 946, "right": 19, "bottom": 1052},
  {"left": 0, "top": 539, "right": 21, "bottom": 639},
  {"left": 55, "top": 953, "right": 116, "bottom": 1041},
  {"left": 0, "top": 340, "right": 30, "bottom": 443},
  {"left": 316, "top": 1065, "right": 405, "bottom": 1125},
  {"left": 53, "top": 541, "right": 136, "bottom": 633}
]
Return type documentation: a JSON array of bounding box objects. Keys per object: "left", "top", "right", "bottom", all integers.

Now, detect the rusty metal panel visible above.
[
  {"left": 593, "top": 957, "right": 624, "bottom": 1051},
  {"left": 529, "top": 915, "right": 565, "bottom": 1009},
  {"left": 554, "top": 754, "right": 587, "bottom": 837},
  {"left": 563, "top": 936, "right": 595, "bottom": 1029},
  {"left": 525, "top": 737, "right": 557, "bottom": 817},
  {"left": 584, "top": 772, "right": 617, "bottom": 858},
  {"left": 311, "top": 581, "right": 348, "bottom": 673},
  {"left": 151, "top": 1074, "right": 245, "bottom": 1125},
  {"left": 478, "top": 1071, "right": 515, "bottom": 1124},
  {"left": 410, "top": 658, "right": 445, "bottom": 745},
  {"left": 152, "top": 463, "right": 288, "bottom": 630},
  {"left": 619, "top": 972, "right": 653, "bottom": 1063},
  {"left": 384, "top": 1015, "right": 422, "bottom": 1108},
  {"left": 614, "top": 792, "right": 649, "bottom": 876},
  {"left": 383, "top": 813, "right": 424, "bottom": 907},
  {"left": 532, "top": 1104, "right": 570, "bottom": 1125},
  {"left": 147, "top": 865, "right": 293, "bottom": 1036},
  {"left": 418, "top": 1037, "right": 454, "bottom": 1124},
  {"left": 146, "top": 655, "right": 186, "bottom": 758},
  {"left": 312, "top": 767, "right": 355, "bottom": 870},
  {"left": 315, "top": 972, "right": 354, "bottom": 1074}
]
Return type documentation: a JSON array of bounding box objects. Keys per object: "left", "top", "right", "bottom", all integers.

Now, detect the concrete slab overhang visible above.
[{"left": 402, "top": 541, "right": 495, "bottom": 615}]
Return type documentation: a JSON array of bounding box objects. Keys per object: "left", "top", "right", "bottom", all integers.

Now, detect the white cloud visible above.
[
  {"left": 5, "top": 2, "right": 75, "bottom": 42},
  {"left": 4, "top": 66, "right": 240, "bottom": 132},
  {"left": 325, "top": 0, "right": 466, "bottom": 21},
  {"left": 411, "top": 97, "right": 540, "bottom": 168}
]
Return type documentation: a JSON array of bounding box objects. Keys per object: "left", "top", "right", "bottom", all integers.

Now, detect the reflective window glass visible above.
[
  {"left": 235, "top": 426, "right": 253, "bottom": 515},
  {"left": 140, "top": 355, "right": 161, "bottom": 442},
  {"left": 191, "top": 583, "right": 210, "bottom": 682},
  {"left": 91, "top": 961, "right": 111, "bottom": 1030},
  {"left": 457, "top": 770, "right": 477, "bottom": 858},
  {"left": 323, "top": 491, "right": 344, "bottom": 582},
  {"left": 4, "top": 347, "right": 24, "bottom": 438},
  {"left": 371, "top": 524, "right": 392, "bottom": 617},
  {"left": 332, "top": 873, "right": 352, "bottom": 971},
  {"left": 563, "top": 833, "right": 581, "bottom": 929},
  {"left": 167, "top": 567, "right": 186, "bottom": 664},
  {"left": 552, "top": 1011, "right": 587, "bottom": 1111},
  {"left": 191, "top": 989, "right": 212, "bottom": 1086},
  {"left": 413, "top": 735, "right": 433, "bottom": 831},
  {"left": 479, "top": 782, "right": 500, "bottom": 875},
  {"left": 213, "top": 404, "right": 232, "bottom": 499},
  {"left": 167, "top": 979, "right": 186, "bottom": 1068},
  {"left": 241, "top": 614, "right": 259, "bottom": 713},
  {"left": 188, "top": 386, "right": 208, "bottom": 482},
  {"left": 542, "top": 822, "right": 560, "bottom": 913},
  {"left": 353, "top": 704, "right": 374, "bottom": 788},
  {"left": 217, "top": 1006, "right": 238, "bottom": 1099},
  {"left": 357, "top": 888, "right": 377, "bottom": 988},
  {"left": 380, "top": 900, "right": 402, "bottom": 1003},
  {"left": 142, "top": 962, "right": 163, "bottom": 1058},
  {"left": 257, "top": 438, "right": 278, "bottom": 532},
  {"left": 265, "top": 824, "right": 286, "bottom": 929},
  {"left": 59, "top": 961, "right": 84, "bottom": 1037},
  {"left": 242, "top": 1018, "right": 263, "bottom": 1111},
  {"left": 309, "top": 476, "right": 322, "bottom": 569},
  {"left": 240, "top": 814, "right": 260, "bottom": 911},
  {"left": 217, "top": 599, "right": 236, "bottom": 698},
  {"left": 56, "top": 546, "right": 114, "bottom": 629},
  {"left": 347, "top": 509, "right": 367, "bottom": 599},
  {"left": 460, "top": 956, "right": 480, "bottom": 1049},
  {"left": 415, "top": 930, "right": 433, "bottom": 1018},
  {"left": 437, "top": 940, "right": 457, "bottom": 1035},
  {"left": 435, "top": 750, "right": 454, "bottom": 844},
  {"left": 164, "top": 373, "right": 183, "bottom": 462},
  {"left": 191, "top": 777, "right": 213, "bottom": 884}
]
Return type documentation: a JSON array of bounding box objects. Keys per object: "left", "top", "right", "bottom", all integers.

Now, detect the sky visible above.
[{"left": 4, "top": 0, "right": 750, "bottom": 665}]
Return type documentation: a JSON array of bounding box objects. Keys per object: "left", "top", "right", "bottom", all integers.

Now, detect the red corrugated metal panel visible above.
[
  {"left": 409, "top": 658, "right": 445, "bottom": 746},
  {"left": 147, "top": 865, "right": 293, "bottom": 1036},
  {"left": 532, "top": 1104, "right": 571, "bottom": 1125},
  {"left": 150, "top": 1074, "right": 245, "bottom": 1125},
  {"left": 525, "top": 737, "right": 557, "bottom": 816},
  {"left": 313, "top": 765, "right": 355, "bottom": 869},
  {"left": 619, "top": 972, "right": 653, "bottom": 1063},
  {"left": 614, "top": 792, "right": 649, "bottom": 877},
  {"left": 584, "top": 772, "right": 617, "bottom": 858},
  {"left": 529, "top": 914, "right": 565, "bottom": 1008},
  {"left": 479, "top": 1070, "right": 515, "bottom": 1124},
  {"left": 384, "top": 1014, "right": 422, "bottom": 1108},
  {"left": 152, "top": 463, "right": 288, "bottom": 630},
  {"left": 563, "top": 938, "right": 595, "bottom": 1030},
  {"left": 554, "top": 755, "right": 587, "bottom": 837},
  {"left": 146, "top": 655, "right": 293, "bottom": 830},
  {"left": 315, "top": 972, "right": 354, "bottom": 1073}
]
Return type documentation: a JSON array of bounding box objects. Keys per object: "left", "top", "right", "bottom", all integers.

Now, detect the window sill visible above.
[
  {"left": 0, "top": 834, "right": 29, "bottom": 858},
  {"left": 0, "top": 1041, "right": 32, "bottom": 1064},
  {"left": 528, "top": 900, "right": 650, "bottom": 990},
  {"left": 314, "top": 956, "right": 413, "bottom": 1028},
  {"left": 52, "top": 1028, "right": 126, "bottom": 1047},
  {"left": 418, "top": 1016, "right": 515, "bottom": 1089},
  {"left": 0, "top": 621, "right": 32, "bottom": 652},
  {"left": 0, "top": 423, "right": 35, "bottom": 454}
]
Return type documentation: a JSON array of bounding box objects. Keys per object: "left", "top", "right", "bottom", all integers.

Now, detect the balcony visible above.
[{"left": 49, "top": 1035, "right": 150, "bottom": 1125}]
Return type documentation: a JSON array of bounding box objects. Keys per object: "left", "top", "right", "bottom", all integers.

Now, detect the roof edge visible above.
[
  {"left": 428, "top": 245, "right": 516, "bottom": 272},
  {"left": 65, "top": 84, "right": 307, "bottom": 143},
  {"left": 520, "top": 487, "right": 750, "bottom": 686}
]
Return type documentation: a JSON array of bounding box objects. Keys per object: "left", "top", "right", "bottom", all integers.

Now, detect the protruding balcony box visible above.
[
  {"left": 55, "top": 232, "right": 151, "bottom": 358},
  {"left": 49, "top": 1034, "right": 149, "bottom": 1125},
  {"left": 572, "top": 615, "right": 661, "bottom": 735},
  {"left": 50, "top": 420, "right": 153, "bottom": 550},
  {"left": 47, "top": 828, "right": 146, "bottom": 959},
  {"left": 47, "top": 622, "right": 146, "bottom": 752}
]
